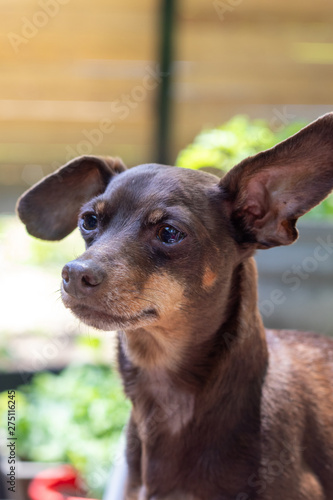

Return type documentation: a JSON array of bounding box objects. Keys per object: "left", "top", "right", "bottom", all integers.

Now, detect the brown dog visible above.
[{"left": 17, "top": 113, "right": 333, "bottom": 499}]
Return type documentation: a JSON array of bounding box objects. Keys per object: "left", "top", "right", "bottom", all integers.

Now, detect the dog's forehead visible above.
[{"left": 102, "top": 163, "right": 219, "bottom": 208}]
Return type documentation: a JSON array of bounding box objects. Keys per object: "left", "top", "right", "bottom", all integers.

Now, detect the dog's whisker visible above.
[
  {"left": 143, "top": 287, "right": 169, "bottom": 297},
  {"left": 126, "top": 287, "right": 169, "bottom": 298},
  {"left": 132, "top": 296, "right": 156, "bottom": 307}
]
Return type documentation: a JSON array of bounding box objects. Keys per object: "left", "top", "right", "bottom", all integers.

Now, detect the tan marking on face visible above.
[
  {"left": 94, "top": 200, "right": 106, "bottom": 214},
  {"left": 124, "top": 272, "right": 191, "bottom": 370},
  {"left": 146, "top": 209, "right": 165, "bottom": 225},
  {"left": 202, "top": 266, "right": 217, "bottom": 290},
  {"left": 145, "top": 272, "right": 183, "bottom": 309}
]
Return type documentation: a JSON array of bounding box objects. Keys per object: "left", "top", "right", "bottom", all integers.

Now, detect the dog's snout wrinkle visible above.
[{"left": 62, "top": 260, "right": 106, "bottom": 299}]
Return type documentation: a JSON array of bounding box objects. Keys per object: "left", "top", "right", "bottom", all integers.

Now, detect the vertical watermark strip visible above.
[{"left": 6, "top": 390, "right": 16, "bottom": 494}]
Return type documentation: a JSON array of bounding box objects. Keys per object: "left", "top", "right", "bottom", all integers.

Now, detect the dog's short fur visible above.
[{"left": 17, "top": 113, "right": 333, "bottom": 499}]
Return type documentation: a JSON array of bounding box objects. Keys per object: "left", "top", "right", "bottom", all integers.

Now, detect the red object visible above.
[{"left": 28, "top": 464, "right": 97, "bottom": 500}]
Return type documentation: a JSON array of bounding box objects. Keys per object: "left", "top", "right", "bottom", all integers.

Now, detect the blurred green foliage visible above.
[
  {"left": 0, "top": 364, "right": 130, "bottom": 499},
  {"left": 176, "top": 115, "right": 333, "bottom": 219}
]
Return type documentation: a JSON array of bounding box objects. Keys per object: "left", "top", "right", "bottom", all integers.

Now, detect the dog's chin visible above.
[{"left": 62, "top": 294, "right": 157, "bottom": 331}]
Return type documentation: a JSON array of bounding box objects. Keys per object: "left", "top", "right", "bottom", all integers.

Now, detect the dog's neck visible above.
[
  {"left": 118, "top": 256, "right": 268, "bottom": 425},
  {"left": 118, "top": 257, "right": 268, "bottom": 497}
]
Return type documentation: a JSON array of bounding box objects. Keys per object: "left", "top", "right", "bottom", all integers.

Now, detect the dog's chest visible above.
[{"left": 135, "top": 370, "right": 195, "bottom": 438}]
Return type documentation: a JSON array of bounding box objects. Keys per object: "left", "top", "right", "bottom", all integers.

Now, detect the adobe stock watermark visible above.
[
  {"left": 235, "top": 438, "right": 305, "bottom": 499},
  {"left": 270, "top": 106, "right": 297, "bottom": 131},
  {"left": 18, "top": 333, "right": 71, "bottom": 384},
  {"left": 254, "top": 106, "right": 298, "bottom": 145},
  {"left": 259, "top": 232, "right": 333, "bottom": 319},
  {"left": 85, "top": 459, "right": 116, "bottom": 498},
  {"left": 213, "top": 0, "right": 243, "bottom": 21},
  {"left": 64, "top": 65, "right": 162, "bottom": 161},
  {"left": 7, "top": 0, "right": 70, "bottom": 54},
  {"left": 20, "top": 64, "right": 162, "bottom": 186}
]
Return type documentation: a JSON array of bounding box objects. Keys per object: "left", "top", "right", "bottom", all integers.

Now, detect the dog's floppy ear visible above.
[
  {"left": 220, "top": 113, "right": 333, "bottom": 249},
  {"left": 17, "top": 155, "right": 126, "bottom": 241}
]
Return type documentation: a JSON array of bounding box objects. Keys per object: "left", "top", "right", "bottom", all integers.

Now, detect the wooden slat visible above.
[
  {"left": 180, "top": 0, "right": 333, "bottom": 20},
  {"left": 1, "top": 0, "right": 158, "bottom": 61}
]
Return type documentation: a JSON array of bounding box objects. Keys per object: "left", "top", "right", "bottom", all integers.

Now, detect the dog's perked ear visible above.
[
  {"left": 220, "top": 112, "right": 333, "bottom": 249},
  {"left": 16, "top": 155, "right": 126, "bottom": 241}
]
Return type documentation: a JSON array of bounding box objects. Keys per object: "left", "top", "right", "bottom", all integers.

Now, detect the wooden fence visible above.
[{"left": 0, "top": 0, "right": 333, "bottom": 210}]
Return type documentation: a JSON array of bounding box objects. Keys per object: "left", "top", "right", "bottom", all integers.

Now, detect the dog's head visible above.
[
  {"left": 17, "top": 114, "right": 333, "bottom": 353},
  {"left": 18, "top": 156, "right": 237, "bottom": 337}
]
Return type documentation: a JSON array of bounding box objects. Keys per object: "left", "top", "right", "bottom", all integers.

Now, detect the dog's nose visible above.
[{"left": 61, "top": 260, "right": 106, "bottom": 299}]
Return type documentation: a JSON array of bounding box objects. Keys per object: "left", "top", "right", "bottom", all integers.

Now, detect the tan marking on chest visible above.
[
  {"left": 148, "top": 370, "right": 195, "bottom": 435},
  {"left": 132, "top": 369, "right": 195, "bottom": 448}
]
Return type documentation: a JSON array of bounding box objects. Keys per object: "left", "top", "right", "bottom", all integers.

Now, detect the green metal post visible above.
[{"left": 156, "top": 0, "right": 176, "bottom": 165}]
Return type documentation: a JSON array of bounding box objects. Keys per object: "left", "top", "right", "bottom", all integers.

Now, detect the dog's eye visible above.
[
  {"left": 157, "top": 225, "right": 186, "bottom": 245},
  {"left": 81, "top": 213, "right": 98, "bottom": 231}
]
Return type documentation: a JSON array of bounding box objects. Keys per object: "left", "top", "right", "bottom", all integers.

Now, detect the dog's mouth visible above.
[{"left": 62, "top": 296, "right": 158, "bottom": 330}]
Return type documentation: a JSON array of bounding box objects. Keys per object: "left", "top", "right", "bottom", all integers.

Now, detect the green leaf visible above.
[{"left": 176, "top": 115, "right": 333, "bottom": 220}]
